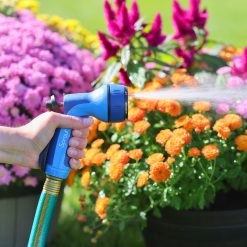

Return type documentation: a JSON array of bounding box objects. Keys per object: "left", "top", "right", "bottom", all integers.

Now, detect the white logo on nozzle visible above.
[{"left": 58, "top": 129, "right": 70, "bottom": 148}]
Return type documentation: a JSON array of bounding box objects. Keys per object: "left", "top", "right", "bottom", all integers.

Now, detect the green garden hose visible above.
[{"left": 28, "top": 176, "right": 62, "bottom": 247}]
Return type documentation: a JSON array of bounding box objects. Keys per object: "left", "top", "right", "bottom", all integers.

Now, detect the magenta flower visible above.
[
  {"left": 215, "top": 103, "right": 230, "bottom": 115},
  {"left": 143, "top": 13, "right": 166, "bottom": 47},
  {"left": 0, "top": 165, "right": 15, "bottom": 185},
  {"left": 24, "top": 176, "right": 38, "bottom": 187},
  {"left": 231, "top": 48, "right": 247, "bottom": 79},
  {"left": 11, "top": 165, "right": 30, "bottom": 177},
  {"left": 119, "top": 68, "right": 131, "bottom": 86},
  {"left": 98, "top": 32, "right": 120, "bottom": 60},
  {"left": 129, "top": 0, "right": 140, "bottom": 26}
]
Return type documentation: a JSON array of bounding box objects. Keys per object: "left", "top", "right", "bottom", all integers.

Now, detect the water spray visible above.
[{"left": 28, "top": 84, "right": 128, "bottom": 247}]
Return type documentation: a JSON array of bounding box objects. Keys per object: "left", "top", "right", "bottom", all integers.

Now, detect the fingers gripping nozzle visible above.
[{"left": 39, "top": 84, "right": 128, "bottom": 179}]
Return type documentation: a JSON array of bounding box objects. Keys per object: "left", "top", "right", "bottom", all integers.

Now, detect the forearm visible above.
[{"left": 0, "top": 126, "right": 30, "bottom": 165}]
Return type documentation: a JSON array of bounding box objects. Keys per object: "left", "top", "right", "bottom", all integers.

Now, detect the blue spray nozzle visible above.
[{"left": 39, "top": 84, "right": 128, "bottom": 179}]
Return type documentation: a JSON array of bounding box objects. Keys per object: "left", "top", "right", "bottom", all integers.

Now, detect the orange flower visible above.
[
  {"left": 171, "top": 71, "right": 198, "bottom": 86},
  {"left": 81, "top": 168, "right": 90, "bottom": 187},
  {"left": 173, "top": 128, "right": 192, "bottom": 144},
  {"left": 76, "top": 214, "right": 88, "bottom": 222},
  {"left": 106, "top": 144, "right": 120, "bottom": 160},
  {"left": 128, "top": 107, "right": 146, "bottom": 122},
  {"left": 223, "top": 114, "right": 242, "bottom": 130},
  {"left": 66, "top": 169, "right": 77, "bottom": 187},
  {"left": 156, "top": 129, "right": 173, "bottom": 146},
  {"left": 143, "top": 81, "right": 163, "bottom": 92},
  {"left": 109, "top": 162, "right": 125, "bottom": 181},
  {"left": 202, "top": 144, "right": 220, "bottom": 160},
  {"left": 193, "top": 101, "right": 211, "bottom": 112},
  {"left": 134, "top": 120, "right": 150, "bottom": 134},
  {"left": 146, "top": 153, "right": 164, "bottom": 165},
  {"left": 165, "top": 136, "right": 184, "bottom": 156},
  {"left": 150, "top": 162, "right": 171, "bottom": 182},
  {"left": 188, "top": 147, "right": 201, "bottom": 157},
  {"left": 167, "top": 157, "right": 175, "bottom": 165},
  {"left": 213, "top": 119, "right": 231, "bottom": 139},
  {"left": 129, "top": 149, "right": 143, "bottom": 161},
  {"left": 91, "top": 139, "right": 104, "bottom": 148},
  {"left": 95, "top": 197, "right": 110, "bottom": 219},
  {"left": 235, "top": 135, "right": 247, "bottom": 151},
  {"left": 113, "top": 121, "right": 126, "bottom": 131},
  {"left": 98, "top": 122, "right": 110, "bottom": 131},
  {"left": 174, "top": 115, "right": 193, "bottom": 131},
  {"left": 191, "top": 114, "right": 211, "bottom": 133},
  {"left": 152, "top": 77, "right": 169, "bottom": 85},
  {"left": 110, "top": 150, "right": 129, "bottom": 165},
  {"left": 87, "top": 118, "right": 100, "bottom": 142},
  {"left": 137, "top": 172, "right": 149, "bottom": 188},
  {"left": 81, "top": 148, "right": 100, "bottom": 166},
  {"left": 92, "top": 153, "right": 107, "bottom": 166},
  {"left": 136, "top": 99, "right": 157, "bottom": 112},
  {"left": 157, "top": 100, "right": 182, "bottom": 117}
]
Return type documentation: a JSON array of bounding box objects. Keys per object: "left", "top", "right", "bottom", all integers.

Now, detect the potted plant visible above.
[
  {"left": 66, "top": 0, "right": 247, "bottom": 246},
  {"left": 0, "top": 1, "right": 103, "bottom": 246}
]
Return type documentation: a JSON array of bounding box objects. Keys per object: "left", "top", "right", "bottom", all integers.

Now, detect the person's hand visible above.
[{"left": 15, "top": 112, "right": 93, "bottom": 169}]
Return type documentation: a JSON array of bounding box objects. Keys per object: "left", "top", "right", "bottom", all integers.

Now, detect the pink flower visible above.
[
  {"left": 98, "top": 31, "right": 120, "bottom": 60},
  {"left": 217, "top": 66, "right": 232, "bottom": 75},
  {"left": 129, "top": 0, "right": 140, "bottom": 25},
  {"left": 216, "top": 103, "right": 230, "bottom": 115},
  {"left": 24, "top": 176, "right": 38, "bottom": 187},
  {"left": 0, "top": 165, "right": 15, "bottom": 185},
  {"left": 119, "top": 68, "right": 131, "bottom": 86},
  {"left": 11, "top": 165, "right": 30, "bottom": 177},
  {"left": 143, "top": 13, "right": 166, "bottom": 47},
  {"left": 231, "top": 48, "right": 247, "bottom": 79},
  {"left": 227, "top": 76, "right": 244, "bottom": 89}
]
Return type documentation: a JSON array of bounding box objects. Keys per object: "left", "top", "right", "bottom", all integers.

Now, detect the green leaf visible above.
[
  {"left": 199, "top": 54, "right": 227, "bottom": 72},
  {"left": 127, "top": 61, "right": 147, "bottom": 89},
  {"left": 121, "top": 45, "right": 131, "bottom": 67},
  {"left": 102, "top": 62, "right": 121, "bottom": 83},
  {"left": 119, "top": 221, "right": 126, "bottom": 232}
]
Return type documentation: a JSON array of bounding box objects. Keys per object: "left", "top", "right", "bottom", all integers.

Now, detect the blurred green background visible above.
[
  {"left": 40, "top": 0, "right": 247, "bottom": 46},
  {"left": 39, "top": 0, "right": 246, "bottom": 246}
]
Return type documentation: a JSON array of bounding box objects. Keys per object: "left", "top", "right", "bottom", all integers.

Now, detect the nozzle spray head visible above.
[{"left": 64, "top": 84, "right": 128, "bottom": 121}]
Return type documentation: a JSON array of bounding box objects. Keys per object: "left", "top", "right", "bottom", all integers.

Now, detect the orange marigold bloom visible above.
[
  {"left": 165, "top": 136, "right": 184, "bottom": 156},
  {"left": 113, "top": 121, "right": 126, "bottom": 131},
  {"left": 137, "top": 172, "right": 149, "bottom": 188},
  {"left": 98, "top": 122, "right": 110, "bottom": 131},
  {"left": 173, "top": 128, "right": 192, "bottom": 144},
  {"left": 152, "top": 77, "right": 169, "bottom": 85},
  {"left": 171, "top": 71, "right": 198, "bottom": 86},
  {"left": 129, "top": 149, "right": 143, "bottom": 161},
  {"left": 202, "top": 144, "right": 220, "bottom": 160},
  {"left": 213, "top": 119, "right": 231, "bottom": 139},
  {"left": 157, "top": 100, "right": 182, "bottom": 117},
  {"left": 150, "top": 162, "right": 171, "bottom": 183},
  {"left": 106, "top": 144, "right": 120, "bottom": 160},
  {"left": 109, "top": 162, "right": 125, "bottom": 181},
  {"left": 235, "top": 135, "right": 247, "bottom": 151},
  {"left": 128, "top": 107, "right": 146, "bottom": 122},
  {"left": 91, "top": 139, "right": 104, "bottom": 148},
  {"left": 136, "top": 99, "right": 157, "bottom": 112},
  {"left": 110, "top": 150, "right": 129, "bottom": 165},
  {"left": 95, "top": 197, "right": 110, "bottom": 219},
  {"left": 188, "top": 147, "right": 201, "bottom": 157},
  {"left": 82, "top": 148, "right": 100, "bottom": 166},
  {"left": 191, "top": 114, "right": 211, "bottom": 133},
  {"left": 87, "top": 118, "right": 100, "bottom": 142},
  {"left": 193, "top": 101, "right": 211, "bottom": 112},
  {"left": 174, "top": 115, "right": 193, "bottom": 131},
  {"left": 167, "top": 157, "right": 175, "bottom": 165},
  {"left": 134, "top": 120, "right": 150, "bottom": 134},
  {"left": 143, "top": 81, "right": 163, "bottom": 92},
  {"left": 223, "top": 114, "right": 243, "bottom": 130},
  {"left": 92, "top": 153, "right": 107, "bottom": 166},
  {"left": 81, "top": 168, "right": 90, "bottom": 187},
  {"left": 146, "top": 153, "right": 164, "bottom": 165},
  {"left": 156, "top": 129, "right": 173, "bottom": 146},
  {"left": 66, "top": 169, "right": 77, "bottom": 187}
]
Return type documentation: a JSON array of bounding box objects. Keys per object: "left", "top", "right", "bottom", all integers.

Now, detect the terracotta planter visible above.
[
  {"left": 0, "top": 182, "right": 64, "bottom": 247},
  {"left": 143, "top": 191, "right": 247, "bottom": 247}
]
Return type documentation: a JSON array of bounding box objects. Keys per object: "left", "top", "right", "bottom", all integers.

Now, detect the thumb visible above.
[{"left": 51, "top": 112, "right": 94, "bottom": 130}]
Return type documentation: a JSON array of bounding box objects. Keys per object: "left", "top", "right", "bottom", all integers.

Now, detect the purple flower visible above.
[
  {"left": 119, "top": 68, "right": 131, "bottom": 86},
  {"left": 24, "top": 176, "right": 38, "bottom": 187},
  {"left": 98, "top": 31, "right": 120, "bottom": 60},
  {"left": 143, "top": 13, "right": 166, "bottom": 47},
  {"left": 0, "top": 165, "right": 15, "bottom": 185},
  {"left": 12, "top": 165, "right": 30, "bottom": 177}
]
